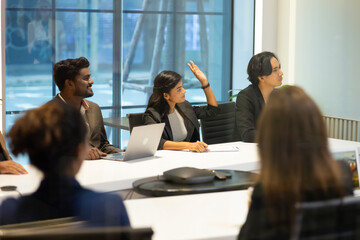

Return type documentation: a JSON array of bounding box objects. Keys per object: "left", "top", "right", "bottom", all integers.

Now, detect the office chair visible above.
[
  {"left": 127, "top": 113, "right": 145, "bottom": 133},
  {"left": 290, "top": 195, "right": 360, "bottom": 240},
  {"left": 0, "top": 218, "right": 153, "bottom": 240},
  {"left": 200, "top": 102, "right": 237, "bottom": 144}
]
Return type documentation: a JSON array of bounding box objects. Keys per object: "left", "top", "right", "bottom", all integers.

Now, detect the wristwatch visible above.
[{"left": 201, "top": 83, "right": 210, "bottom": 89}]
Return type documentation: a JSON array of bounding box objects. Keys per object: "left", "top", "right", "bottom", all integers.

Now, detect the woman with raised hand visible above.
[
  {"left": 144, "top": 61, "right": 218, "bottom": 152},
  {"left": 0, "top": 102, "right": 130, "bottom": 226},
  {"left": 238, "top": 86, "right": 353, "bottom": 240}
]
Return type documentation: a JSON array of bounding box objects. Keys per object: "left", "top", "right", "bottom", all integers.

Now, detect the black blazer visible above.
[
  {"left": 144, "top": 100, "right": 219, "bottom": 149},
  {"left": 235, "top": 84, "right": 264, "bottom": 142},
  {"left": 0, "top": 131, "right": 11, "bottom": 161}
]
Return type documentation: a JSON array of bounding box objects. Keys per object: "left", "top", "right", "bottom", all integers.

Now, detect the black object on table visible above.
[{"left": 132, "top": 170, "right": 257, "bottom": 197}]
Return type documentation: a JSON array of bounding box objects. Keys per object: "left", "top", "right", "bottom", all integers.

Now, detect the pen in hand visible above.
[
  {"left": 184, "top": 141, "right": 208, "bottom": 152},
  {"left": 197, "top": 141, "right": 209, "bottom": 152}
]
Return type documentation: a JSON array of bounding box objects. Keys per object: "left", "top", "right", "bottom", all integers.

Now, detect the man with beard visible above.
[{"left": 49, "top": 57, "right": 121, "bottom": 159}]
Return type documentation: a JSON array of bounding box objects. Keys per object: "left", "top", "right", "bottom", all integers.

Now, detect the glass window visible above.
[
  {"left": 56, "top": 0, "right": 113, "bottom": 10},
  {"left": 123, "top": 0, "right": 224, "bottom": 13},
  {"left": 5, "top": 0, "right": 114, "bottom": 130},
  {"left": 5, "top": 0, "right": 253, "bottom": 156},
  {"left": 122, "top": 0, "right": 233, "bottom": 107},
  {"left": 6, "top": 0, "right": 52, "bottom": 9}
]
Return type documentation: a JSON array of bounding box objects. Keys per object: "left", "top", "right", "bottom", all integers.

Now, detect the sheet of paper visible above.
[{"left": 207, "top": 145, "right": 239, "bottom": 152}]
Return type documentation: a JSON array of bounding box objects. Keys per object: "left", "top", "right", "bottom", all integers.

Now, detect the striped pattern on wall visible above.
[{"left": 324, "top": 116, "right": 360, "bottom": 142}]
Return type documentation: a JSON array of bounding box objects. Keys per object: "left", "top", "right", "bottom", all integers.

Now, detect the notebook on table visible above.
[{"left": 102, "top": 123, "right": 165, "bottom": 161}]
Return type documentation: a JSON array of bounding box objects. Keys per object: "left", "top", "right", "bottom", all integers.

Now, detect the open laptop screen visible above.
[{"left": 332, "top": 149, "right": 359, "bottom": 189}]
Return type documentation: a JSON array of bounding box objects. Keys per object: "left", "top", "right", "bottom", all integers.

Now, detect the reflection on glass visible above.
[
  {"left": 122, "top": 0, "right": 231, "bottom": 106},
  {"left": 6, "top": 6, "right": 114, "bottom": 113},
  {"left": 5, "top": 0, "right": 250, "bottom": 149},
  {"left": 123, "top": 0, "right": 224, "bottom": 12},
  {"left": 56, "top": 0, "right": 113, "bottom": 10},
  {"left": 6, "top": 0, "right": 51, "bottom": 9},
  {"left": 28, "top": 0, "right": 66, "bottom": 64}
]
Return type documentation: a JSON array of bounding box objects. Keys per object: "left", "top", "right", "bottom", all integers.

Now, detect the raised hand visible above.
[{"left": 187, "top": 61, "right": 208, "bottom": 86}]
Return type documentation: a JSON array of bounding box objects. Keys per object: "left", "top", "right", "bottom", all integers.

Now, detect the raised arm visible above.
[{"left": 187, "top": 61, "right": 218, "bottom": 107}]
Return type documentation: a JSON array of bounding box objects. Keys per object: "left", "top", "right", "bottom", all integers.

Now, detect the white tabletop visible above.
[
  {"left": 125, "top": 190, "right": 250, "bottom": 240},
  {"left": 0, "top": 141, "right": 259, "bottom": 198},
  {"left": 124, "top": 138, "right": 360, "bottom": 240},
  {"left": 1, "top": 138, "right": 359, "bottom": 197},
  {"left": 0, "top": 138, "right": 360, "bottom": 239}
]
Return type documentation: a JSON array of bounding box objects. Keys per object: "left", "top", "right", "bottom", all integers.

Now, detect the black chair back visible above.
[
  {"left": 127, "top": 113, "right": 145, "bottom": 133},
  {"left": 200, "top": 102, "right": 237, "bottom": 144},
  {"left": 291, "top": 196, "right": 360, "bottom": 240},
  {"left": 0, "top": 218, "right": 153, "bottom": 240}
]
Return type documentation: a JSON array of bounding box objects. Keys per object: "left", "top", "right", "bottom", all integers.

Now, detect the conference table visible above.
[
  {"left": 0, "top": 138, "right": 360, "bottom": 240},
  {"left": 0, "top": 141, "right": 259, "bottom": 197}
]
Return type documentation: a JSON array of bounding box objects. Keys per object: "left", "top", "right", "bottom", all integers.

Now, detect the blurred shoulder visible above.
[{"left": 0, "top": 197, "right": 20, "bottom": 225}]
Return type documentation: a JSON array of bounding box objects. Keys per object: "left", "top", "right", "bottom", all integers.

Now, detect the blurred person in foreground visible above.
[
  {"left": 0, "top": 102, "right": 130, "bottom": 226},
  {"left": 238, "top": 86, "right": 352, "bottom": 240}
]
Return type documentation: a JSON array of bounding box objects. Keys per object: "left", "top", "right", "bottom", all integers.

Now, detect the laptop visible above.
[
  {"left": 102, "top": 123, "right": 165, "bottom": 161},
  {"left": 331, "top": 147, "right": 360, "bottom": 193}
]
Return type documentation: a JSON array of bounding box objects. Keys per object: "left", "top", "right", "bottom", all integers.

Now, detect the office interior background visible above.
[{"left": 1, "top": 0, "right": 360, "bottom": 163}]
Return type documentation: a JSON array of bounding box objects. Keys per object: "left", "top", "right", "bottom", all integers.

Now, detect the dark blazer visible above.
[
  {"left": 144, "top": 100, "right": 219, "bottom": 149},
  {"left": 235, "top": 84, "right": 264, "bottom": 142},
  {"left": 0, "top": 131, "right": 11, "bottom": 161},
  {"left": 0, "top": 176, "right": 130, "bottom": 226},
  {"left": 48, "top": 96, "right": 119, "bottom": 154}
]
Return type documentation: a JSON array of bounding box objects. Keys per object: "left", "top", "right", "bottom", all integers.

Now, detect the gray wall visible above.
[{"left": 277, "top": 0, "right": 360, "bottom": 119}]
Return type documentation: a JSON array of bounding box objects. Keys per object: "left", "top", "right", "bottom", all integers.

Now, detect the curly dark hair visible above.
[
  {"left": 8, "top": 102, "right": 88, "bottom": 175},
  {"left": 247, "top": 51, "right": 279, "bottom": 85},
  {"left": 53, "top": 57, "right": 90, "bottom": 91}
]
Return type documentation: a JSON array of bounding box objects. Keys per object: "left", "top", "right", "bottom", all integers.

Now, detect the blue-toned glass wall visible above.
[
  {"left": 119, "top": 0, "right": 236, "bottom": 146},
  {"left": 5, "top": 0, "right": 253, "bottom": 153}
]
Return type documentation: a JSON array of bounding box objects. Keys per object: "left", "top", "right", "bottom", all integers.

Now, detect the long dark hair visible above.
[
  {"left": 146, "top": 71, "right": 182, "bottom": 118},
  {"left": 256, "top": 86, "right": 344, "bottom": 229}
]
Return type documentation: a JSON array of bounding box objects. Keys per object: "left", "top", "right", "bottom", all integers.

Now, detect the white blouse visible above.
[{"left": 168, "top": 108, "right": 187, "bottom": 142}]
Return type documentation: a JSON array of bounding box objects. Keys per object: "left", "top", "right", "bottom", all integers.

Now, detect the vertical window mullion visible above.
[
  {"left": 51, "top": 0, "right": 56, "bottom": 98},
  {"left": 112, "top": 0, "right": 122, "bottom": 148}
]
